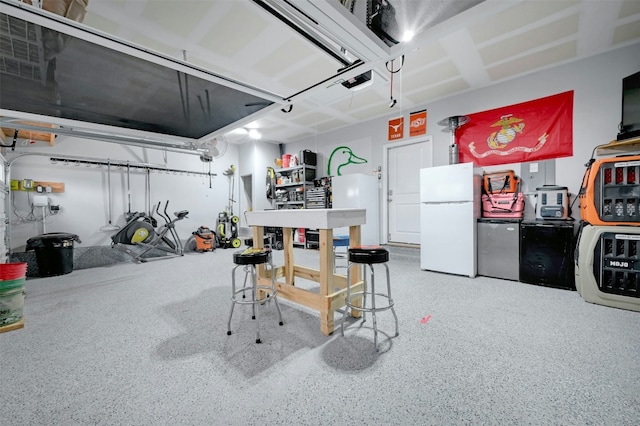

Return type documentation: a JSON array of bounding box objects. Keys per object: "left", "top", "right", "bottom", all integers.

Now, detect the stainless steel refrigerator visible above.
[
  {"left": 420, "top": 162, "right": 481, "bottom": 277},
  {"left": 477, "top": 219, "right": 520, "bottom": 281}
]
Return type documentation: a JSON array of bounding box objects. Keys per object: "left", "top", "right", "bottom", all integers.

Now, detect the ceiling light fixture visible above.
[
  {"left": 402, "top": 30, "right": 415, "bottom": 42},
  {"left": 230, "top": 128, "right": 248, "bottom": 135},
  {"left": 248, "top": 129, "right": 262, "bottom": 139}
]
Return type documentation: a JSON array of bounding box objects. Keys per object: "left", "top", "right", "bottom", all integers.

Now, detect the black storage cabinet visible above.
[
  {"left": 519, "top": 221, "right": 575, "bottom": 290},
  {"left": 26, "top": 233, "right": 81, "bottom": 277}
]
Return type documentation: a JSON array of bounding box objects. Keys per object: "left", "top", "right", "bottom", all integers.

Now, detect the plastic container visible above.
[
  {"left": 0, "top": 262, "right": 27, "bottom": 280},
  {"left": 575, "top": 224, "right": 640, "bottom": 312},
  {"left": 0, "top": 281, "right": 25, "bottom": 327},
  {"left": 579, "top": 155, "right": 640, "bottom": 225},
  {"left": 481, "top": 193, "right": 525, "bottom": 218},
  {"left": 483, "top": 170, "right": 518, "bottom": 194},
  {"left": 26, "top": 233, "right": 81, "bottom": 277},
  {"left": 0, "top": 277, "right": 26, "bottom": 291},
  {"left": 282, "top": 154, "right": 292, "bottom": 168},
  {"left": 536, "top": 185, "right": 569, "bottom": 220}
]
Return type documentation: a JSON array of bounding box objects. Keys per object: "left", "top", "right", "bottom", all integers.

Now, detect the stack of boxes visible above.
[{"left": 576, "top": 155, "right": 640, "bottom": 311}]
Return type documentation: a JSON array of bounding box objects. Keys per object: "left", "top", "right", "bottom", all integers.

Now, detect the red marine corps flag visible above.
[{"left": 457, "top": 91, "right": 573, "bottom": 167}]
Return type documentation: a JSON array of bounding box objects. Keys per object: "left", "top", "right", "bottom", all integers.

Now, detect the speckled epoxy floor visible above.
[{"left": 2, "top": 246, "right": 639, "bottom": 425}]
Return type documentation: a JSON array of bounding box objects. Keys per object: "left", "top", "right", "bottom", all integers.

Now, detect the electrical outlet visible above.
[
  {"left": 36, "top": 185, "right": 44, "bottom": 193},
  {"left": 45, "top": 186, "right": 52, "bottom": 193},
  {"left": 22, "top": 179, "right": 33, "bottom": 189}
]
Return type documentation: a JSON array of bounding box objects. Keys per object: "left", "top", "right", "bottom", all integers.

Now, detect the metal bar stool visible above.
[
  {"left": 236, "top": 234, "right": 276, "bottom": 300},
  {"left": 227, "top": 247, "right": 283, "bottom": 343},
  {"left": 341, "top": 245, "right": 399, "bottom": 351}
]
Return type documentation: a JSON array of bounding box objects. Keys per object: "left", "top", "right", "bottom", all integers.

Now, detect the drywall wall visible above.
[
  {"left": 286, "top": 41, "right": 640, "bottom": 221},
  {"left": 6, "top": 137, "right": 239, "bottom": 251},
  {"left": 237, "top": 140, "right": 280, "bottom": 233}
]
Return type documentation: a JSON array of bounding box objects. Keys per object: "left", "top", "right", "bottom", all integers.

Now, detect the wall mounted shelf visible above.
[{"left": 596, "top": 136, "right": 640, "bottom": 156}]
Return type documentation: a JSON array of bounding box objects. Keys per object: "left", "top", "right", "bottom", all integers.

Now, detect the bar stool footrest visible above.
[
  {"left": 231, "top": 285, "right": 278, "bottom": 305},
  {"left": 345, "top": 291, "right": 395, "bottom": 314}
]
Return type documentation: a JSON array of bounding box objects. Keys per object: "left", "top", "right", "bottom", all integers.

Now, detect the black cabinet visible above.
[{"left": 519, "top": 221, "right": 576, "bottom": 290}]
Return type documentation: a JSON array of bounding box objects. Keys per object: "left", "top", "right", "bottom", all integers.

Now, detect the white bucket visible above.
[{"left": 0, "top": 284, "right": 25, "bottom": 327}]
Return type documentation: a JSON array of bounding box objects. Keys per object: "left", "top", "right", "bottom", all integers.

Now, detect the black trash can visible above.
[{"left": 26, "top": 233, "right": 81, "bottom": 277}]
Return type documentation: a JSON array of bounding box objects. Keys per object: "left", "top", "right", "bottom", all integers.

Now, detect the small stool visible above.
[
  {"left": 341, "top": 246, "right": 399, "bottom": 351},
  {"left": 227, "top": 248, "right": 283, "bottom": 343},
  {"left": 332, "top": 235, "right": 350, "bottom": 273}
]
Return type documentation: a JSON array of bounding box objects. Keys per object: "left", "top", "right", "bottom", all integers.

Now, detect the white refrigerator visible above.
[
  {"left": 420, "top": 162, "right": 480, "bottom": 277},
  {"left": 332, "top": 174, "right": 380, "bottom": 245}
]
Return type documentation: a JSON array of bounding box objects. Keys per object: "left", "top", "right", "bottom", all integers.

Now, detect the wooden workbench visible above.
[{"left": 245, "top": 208, "right": 365, "bottom": 336}]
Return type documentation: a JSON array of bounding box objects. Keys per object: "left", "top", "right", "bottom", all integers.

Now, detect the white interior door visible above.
[{"left": 387, "top": 138, "right": 432, "bottom": 244}]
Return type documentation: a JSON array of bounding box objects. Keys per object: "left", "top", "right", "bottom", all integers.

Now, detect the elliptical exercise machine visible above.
[{"left": 111, "top": 200, "right": 189, "bottom": 262}]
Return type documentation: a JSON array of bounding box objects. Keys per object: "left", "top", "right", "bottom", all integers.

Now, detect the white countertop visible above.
[{"left": 245, "top": 208, "right": 366, "bottom": 229}]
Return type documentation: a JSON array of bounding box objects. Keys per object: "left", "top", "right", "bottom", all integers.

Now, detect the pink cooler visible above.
[{"left": 482, "top": 193, "right": 525, "bottom": 218}]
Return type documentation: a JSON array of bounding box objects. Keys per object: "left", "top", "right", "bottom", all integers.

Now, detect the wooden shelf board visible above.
[
  {"left": 596, "top": 136, "right": 640, "bottom": 156},
  {"left": 0, "top": 121, "right": 56, "bottom": 146}
]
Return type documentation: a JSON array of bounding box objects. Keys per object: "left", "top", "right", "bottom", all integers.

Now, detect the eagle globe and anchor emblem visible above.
[{"left": 488, "top": 114, "right": 525, "bottom": 149}]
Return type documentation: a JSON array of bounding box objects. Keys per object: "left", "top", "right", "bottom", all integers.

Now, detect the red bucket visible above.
[
  {"left": 282, "top": 154, "right": 292, "bottom": 168},
  {"left": 0, "top": 262, "right": 27, "bottom": 281}
]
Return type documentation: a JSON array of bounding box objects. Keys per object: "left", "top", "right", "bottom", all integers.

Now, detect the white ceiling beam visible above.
[
  {"left": 438, "top": 29, "right": 491, "bottom": 87},
  {"left": 576, "top": 0, "right": 622, "bottom": 56}
]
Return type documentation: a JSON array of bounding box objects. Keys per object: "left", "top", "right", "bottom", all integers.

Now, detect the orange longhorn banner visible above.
[
  {"left": 457, "top": 91, "right": 574, "bottom": 167},
  {"left": 388, "top": 117, "right": 404, "bottom": 141}
]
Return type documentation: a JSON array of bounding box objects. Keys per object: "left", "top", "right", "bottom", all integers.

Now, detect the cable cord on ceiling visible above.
[
  {"left": 386, "top": 55, "right": 405, "bottom": 73},
  {"left": 388, "top": 56, "right": 405, "bottom": 108}
]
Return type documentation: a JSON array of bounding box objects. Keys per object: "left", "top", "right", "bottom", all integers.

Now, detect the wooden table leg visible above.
[
  {"left": 253, "top": 226, "right": 265, "bottom": 277},
  {"left": 252, "top": 225, "right": 264, "bottom": 249},
  {"left": 319, "top": 229, "right": 334, "bottom": 335},
  {"left": 348, "top": 225, "right": 363, "bottom": 317},
  {"left": 282, "top": 227, "right": 294, "bottom": 285}
]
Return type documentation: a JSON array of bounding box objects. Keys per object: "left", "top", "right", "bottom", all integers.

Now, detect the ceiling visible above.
[{"left": 5, "top": 0, "right": 640, "bottom": 147}]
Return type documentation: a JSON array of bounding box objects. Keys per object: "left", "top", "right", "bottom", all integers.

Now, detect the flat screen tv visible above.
[{"left": 617, "top": 70, "right": 640, "bottom": 141}]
